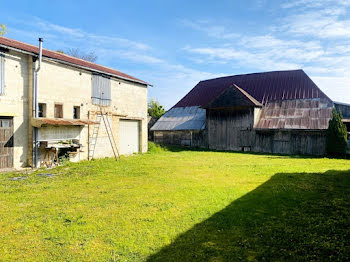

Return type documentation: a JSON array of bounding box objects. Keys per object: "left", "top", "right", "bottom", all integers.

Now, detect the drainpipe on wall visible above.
[{"left": 32, "top": 38, "right": 43, "bottom": 168}]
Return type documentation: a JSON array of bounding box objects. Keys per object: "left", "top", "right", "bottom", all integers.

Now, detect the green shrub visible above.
[
  {"left": 148, "top": 142, "right": 167, "bottom": 154},
  {"left": 326, "top": 108, "right": 348, "bottom": 156}
]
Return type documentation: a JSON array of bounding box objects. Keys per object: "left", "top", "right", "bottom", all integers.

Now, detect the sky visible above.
[{"left": 2, "top": 0, "right": 350, "bottom": 109}]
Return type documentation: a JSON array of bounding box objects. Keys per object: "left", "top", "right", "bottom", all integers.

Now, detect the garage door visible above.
[
  {"left": 0, "top": 117, "right": 14, "bottom": 169},
  {"left": 120, "top": 120, "right": 140, "bottom": 155}
]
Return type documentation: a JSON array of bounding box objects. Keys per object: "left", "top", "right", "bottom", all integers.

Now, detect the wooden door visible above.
[{"left": 0, "top": 117, "right": 14, "bottom": 169}]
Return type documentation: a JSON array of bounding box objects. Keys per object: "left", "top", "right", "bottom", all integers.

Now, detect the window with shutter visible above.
[
  {"left": 0, "top": 53, "right": 4, "bottom": 95},
  {"left": 92, "top": 74, "right": 111, "bottom": 106}
]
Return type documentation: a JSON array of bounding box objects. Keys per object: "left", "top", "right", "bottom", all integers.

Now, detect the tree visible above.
[
  {"left": 0, "top": 24, "right": 7, "bottom": 36},
  {"left": 148, "top": 99, "right": 165, "bottom": 118},
  {"left": 65, "top": 48, "right": 97, "bottom": 62},
  {"left": 326, "top": 108, "right": 348, "bottom": 156}
]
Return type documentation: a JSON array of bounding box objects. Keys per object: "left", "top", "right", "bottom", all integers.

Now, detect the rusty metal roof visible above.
[
  {"left": 174, "top": 70, "right": 331, "bottom": 108},
  {"left": 255, "top": 98, "right": 333, "bottom": 130},
  {"left": 150, "top": 106, "right": 206, "bottom": 131},
  {"left": 32, "top": 118, "right": 98, "bottom": 128},
  {"left": 0, "top": 36, "right": 148, "bottom": 86}
]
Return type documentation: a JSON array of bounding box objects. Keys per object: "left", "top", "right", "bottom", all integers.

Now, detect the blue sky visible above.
[{"left": 2, "top": 0, "right": 350, "bottom": 109}]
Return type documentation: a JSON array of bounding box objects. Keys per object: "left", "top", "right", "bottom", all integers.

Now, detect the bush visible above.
[
  {"left": 326, "top": 108, "right": 348, "bottom": 156},
  {"left": 148, "top": 142, "right": 167, "bottom": 154}
]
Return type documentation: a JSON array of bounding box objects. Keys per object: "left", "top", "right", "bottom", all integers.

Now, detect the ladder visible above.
[{"left": 88, "top": 108, "right": 120, "bottom": 161}]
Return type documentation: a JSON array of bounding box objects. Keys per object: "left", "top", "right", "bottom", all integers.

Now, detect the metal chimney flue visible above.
[
  {"left": 36, "top": 37, "right": 43, "bottom": 73},
  {"left": 33, "top": 37, "right": 43, "bottom": 168}
]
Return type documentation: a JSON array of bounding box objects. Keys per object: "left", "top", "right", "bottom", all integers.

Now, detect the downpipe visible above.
[{"left": 32, "top": 38, "right": 43, "bottom": 168}]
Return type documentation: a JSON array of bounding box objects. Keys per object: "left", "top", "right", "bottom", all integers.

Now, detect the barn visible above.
[{"left": 151, "top": 69, "right": 349, "bottom": 155}]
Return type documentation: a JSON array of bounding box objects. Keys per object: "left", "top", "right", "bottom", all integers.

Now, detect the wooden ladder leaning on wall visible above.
[{"left": 88, "top": 107, "right": 120, "bottom": 161}]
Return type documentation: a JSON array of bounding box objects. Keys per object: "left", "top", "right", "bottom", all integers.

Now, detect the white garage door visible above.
[{"left": 120, "top": 120, "right": 140, "bottom": 155}]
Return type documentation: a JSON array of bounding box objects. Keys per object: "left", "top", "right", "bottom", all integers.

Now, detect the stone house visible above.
[{"left": 0, "top": 36, "right": 149, "bottom": 170}]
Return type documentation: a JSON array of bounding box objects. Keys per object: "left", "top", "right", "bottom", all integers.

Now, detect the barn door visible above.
[{"left": 0, "top": 117, "right": 14, "bottom": 169}]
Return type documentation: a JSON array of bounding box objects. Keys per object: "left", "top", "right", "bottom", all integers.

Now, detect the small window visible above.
[
  {"left": 54, "top": 104, "right": 63, "bottom": 118},
  {"left": 73, "top": 106, "right": 80, "bottom": 119},
  {"left": 38, "top": 103, "right": 46, "bottom": 118},
  {"left": 0, "top": 53, "right": 4, "bottom": 95}
]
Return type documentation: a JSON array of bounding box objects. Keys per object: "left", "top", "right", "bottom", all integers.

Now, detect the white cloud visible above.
[
  {"left": 282, "top": 12, "right": 350, "bottom": 39},
  {"left": 144, "top": 67, "right": 225, "bottom": 109},
  {"left": 8, "top": 16, "right": 151, "bottom": 51},
  {"left": 180, "top": 19, "right": 240, "bottom": 39},
  {"left": 281, "top": 0, "right": 350, "bottom": 9},
  {"left": 184, "top": 45, "right": 302, "bottom": 71},
  {"left": 312, "top": 76, "right": 350, "bottom": 103}
]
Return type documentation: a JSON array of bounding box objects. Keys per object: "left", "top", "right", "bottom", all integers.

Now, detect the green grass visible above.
[{"left": 0, "top": 143, "right": 350, "bottom": 261}]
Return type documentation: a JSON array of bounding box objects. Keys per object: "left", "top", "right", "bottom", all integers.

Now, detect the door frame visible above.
[
  {"left": 119, "top": 119, "right": 141, "bottom": 154},
  {"left": 0, "top": 116, "right": 14, "bottom": 169}
]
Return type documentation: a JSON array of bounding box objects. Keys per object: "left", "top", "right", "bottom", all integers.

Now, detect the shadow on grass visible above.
[{"left": 147, "top": 169, "right": 350, "bottom": 261}]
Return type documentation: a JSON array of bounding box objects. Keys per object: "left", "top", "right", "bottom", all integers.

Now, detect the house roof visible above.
[
  {"left": 174, "top": 70, "right": 331, "bottom": 108},
  {"left": 150, "top": 106, "right": 206, "bottom": 131},
  {"left": 0, "top": 36, "right": 148, "bottom": 86},
  {"left": 203, "top": 84, "right": 262, "bottom": 109},
  {"left": 255, "top": 98, "right": 333, "bottom": 130}
]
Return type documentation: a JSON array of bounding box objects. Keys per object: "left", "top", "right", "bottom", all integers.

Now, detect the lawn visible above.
[{"left": 0, "top": 144, "right": 350, "bottom": 261}]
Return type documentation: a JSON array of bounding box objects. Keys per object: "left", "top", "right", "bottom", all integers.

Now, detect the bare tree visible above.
[
  {"left": 0, "top": 24, "right": 7, "bottom": 36},
  {"left": 65, "top": 48, "right": 97, "bottom": 63}
]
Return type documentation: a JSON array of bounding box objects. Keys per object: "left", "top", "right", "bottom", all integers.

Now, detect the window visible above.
[
  {"left": 54, "top": 104, "right": 63, "bottom": 118},
  {"left": 92, "top": 74, "right": 111, "bottom": 106},
  {"left": 0, "top": 53, "right": 4, "bottom": 95},
  {"left": 73, "top": 106, "right": 80, "bottom": 119},
  {"left": 38, "top": 103, "right": 46, "bottom": 118}
]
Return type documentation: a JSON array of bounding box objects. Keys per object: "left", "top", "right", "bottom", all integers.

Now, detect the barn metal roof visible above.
[
  {"left": 255, "top": 98, "right": 333, "bottom": 130},
  {"left": 0, "top": 37, "right": 148, "bottom": 86},
  {"left": 150, "top": 106, "right": 206, "bottom": 131},
  {"left": 174, "top": 70, "right": 331, "bottom": 108}
]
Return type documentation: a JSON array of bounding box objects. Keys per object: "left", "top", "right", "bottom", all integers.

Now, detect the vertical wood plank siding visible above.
[
  {"left": 207, "top": 108, "right": 255, "bottom": 151},
  {"left": 92, "top": 74, "right": 111, "bottom": 106},
  {"left": 155, "top": 106, "right": 327, "bottom": 155},
  {"left": 0, "top": 118, "right": 14, "bottom": 169}
]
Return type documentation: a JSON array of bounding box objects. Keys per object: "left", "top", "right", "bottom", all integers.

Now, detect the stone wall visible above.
[{"left": 0, "top": 50, "right": 30, "bottom": 168}]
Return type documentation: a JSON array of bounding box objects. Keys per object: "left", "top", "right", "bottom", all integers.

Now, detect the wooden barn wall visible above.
[
  {"left": 207, "top": 108, "right": 255, "bottom": 151},
  {"left": 335, "top": 103, "right": 350, "bottom": 118},
  {"left": 253, "top": 130, "right": 326, "bottom": 156},
  {"left": 153, "top": 130, "right": 207, "bottom": 148},
  {"left": 153, "top": 107, "right": 328, "bottom": 156}
]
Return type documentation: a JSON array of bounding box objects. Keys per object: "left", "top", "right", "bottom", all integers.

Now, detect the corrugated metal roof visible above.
[
  {"left": 0, "top": 36, "right": 148, "bottom": 86},
  {"left": 255, "top": 98, "right": 333, "bottom": 130},
  {"left": 174, "top": 70, "right": 331, "bottom": 108},
  {"left": 150, "top": 106, "right": 205, "bottom": 131}
]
